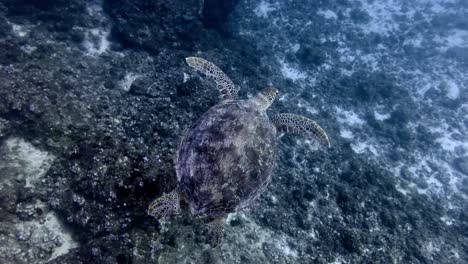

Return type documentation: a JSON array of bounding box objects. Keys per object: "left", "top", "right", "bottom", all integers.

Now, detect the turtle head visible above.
[
  {"left": 260, "top": 86, "right": 279, "bottom": 103},
  {"left": 253, "top": 86, "right": 278, "bottom": 111}
]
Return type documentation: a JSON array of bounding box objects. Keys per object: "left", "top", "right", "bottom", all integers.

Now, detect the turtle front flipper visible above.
[
  {"left": 204, "top": 216, "right": 225, "bottom": 248},
  {"left": 185, "top": 56, "right": 239, "bottom": 100},
  {"left": 147, "top": 190, "right": 181, "bottom": 219},
  {"left": 272, "top": 113, "right": 331, "bottom": 148}
]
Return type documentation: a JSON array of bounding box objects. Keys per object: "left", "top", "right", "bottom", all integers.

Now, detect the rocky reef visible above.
[{"left": 0, "top": 0, "right": 466, "bottom": 263}]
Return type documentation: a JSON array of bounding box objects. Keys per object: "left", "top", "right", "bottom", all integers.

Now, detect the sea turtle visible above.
[{"left": 148, "top": 57, "right": 330, "bottom": 247}]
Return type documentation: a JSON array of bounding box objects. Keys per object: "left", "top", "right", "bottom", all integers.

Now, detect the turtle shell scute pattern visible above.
[{"left": 176, "top": 101, "right": 276, "bottom": 217}]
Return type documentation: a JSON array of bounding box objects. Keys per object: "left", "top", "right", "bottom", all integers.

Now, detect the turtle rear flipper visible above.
[
  {"left": 272, "top": 113, "right": 331, "bottom": 148},
  {"left": 185, "top": 56, "right": 239, "bottom": 100},
  {"left": 147, "top": 190, "right": 181, "bottom": 219},
  {"left": 204, "top": 216, "right": 225, "bottom": 248}
]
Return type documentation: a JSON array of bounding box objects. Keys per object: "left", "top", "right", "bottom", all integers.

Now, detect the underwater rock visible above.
[
  {"left": 453, "top": 157, "right": 468, "bottom": 176},
  {"left": 296, "top": 45, "right": 326, "bottom": 67},
  {"left": 3, "top": 0, "right": 86, "bottom": 32},
  {"left": 201, "top": 0, "right": 240, "bottom": 32},
  {"left": 103, "top": 0, "right": 203, "bottom": 53},
  {"left": 0, "top": 117, "right": 9, "bottom": 138},
  {"left": 0, "top": 41, "right": 26, "bottom": 65},
  {"left": 0, "top": 16, "right": 11, "bottom": 38},
  {"left": 0, "top": 137, "right": 77, "bottom": 264},
  {"left": 446, "top": 47, "right": 468, "bottom": 66}
]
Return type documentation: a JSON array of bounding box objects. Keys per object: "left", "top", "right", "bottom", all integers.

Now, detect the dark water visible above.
[{"left": 0, "top": 0, "right": 467, "bottom": 263}]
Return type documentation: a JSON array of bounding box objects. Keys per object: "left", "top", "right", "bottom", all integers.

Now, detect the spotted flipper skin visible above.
[
  {"left": 147, "top": 190, "right": 181, "bottom": 219},
  {"left": 272, "top": 113, "right": 331, "bottom": 148},
  {"left": 185, "top": 57, "right": 239, "bottom": 100},
  {"left": 204, "top": 216, "right": 225, "bottom": 248}
]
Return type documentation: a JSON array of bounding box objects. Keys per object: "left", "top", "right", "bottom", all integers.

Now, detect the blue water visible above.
[{"left": 0, "top": 0, "right": 466, "bottom": 263}]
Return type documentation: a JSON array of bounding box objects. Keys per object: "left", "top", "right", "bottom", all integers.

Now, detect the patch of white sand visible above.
[
  {"left": 279, "top": 59, "right": 306, "bottom": 81},
  {"left": 3, "top": 138, "right": 55, "bottom": 188},
  {"left": 254, "top": 1, "right": 276, "bottom": 18},
  {"left": 83, "top": 28, "right": 110, "bottom": 56}
]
